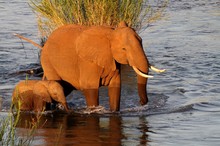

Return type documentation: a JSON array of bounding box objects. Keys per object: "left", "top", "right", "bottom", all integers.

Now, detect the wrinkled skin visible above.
[
  {"left": 41, "top": 22, "right": 150, "bottom": 111},
  {"left": 11, "top": 80, "right": 69, "bottom": 112}
]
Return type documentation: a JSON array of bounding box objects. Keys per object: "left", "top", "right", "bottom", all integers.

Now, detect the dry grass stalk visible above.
[{"left": 29, "top": 0, "right": 168, "bottom": 37}]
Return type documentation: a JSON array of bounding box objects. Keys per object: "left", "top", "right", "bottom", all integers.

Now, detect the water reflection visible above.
[{"left": 16, "top": 112, "right": 150, "bottom": 145}]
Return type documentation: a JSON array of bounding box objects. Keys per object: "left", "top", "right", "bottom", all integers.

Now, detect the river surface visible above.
[{"left": 0, "top": 0, "right": 220, "bottom": 145}]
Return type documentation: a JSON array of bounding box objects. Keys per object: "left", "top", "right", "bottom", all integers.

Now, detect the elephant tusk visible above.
[
  {"left": 150, "top": 65, "right": 166, "bottom": 73},
  {"left": 132, "top": 66, "right": 154, "bottom": 78}
]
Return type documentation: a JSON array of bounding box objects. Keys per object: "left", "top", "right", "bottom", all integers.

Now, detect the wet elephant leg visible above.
[
  {"left": 83, "top": 89, "right": 99, "bottom": 107},
  {"left": 108, "top": 87, "right": 120, "bottom": 111},
  {"left": 80, "top": 60, "right": 102, "bottom": 108},
  {"left": 108, "top": 70, "right": 121, "bottom": 111},
  {"left": 33, "top": 96, "right": 46, "bottom": 112}
]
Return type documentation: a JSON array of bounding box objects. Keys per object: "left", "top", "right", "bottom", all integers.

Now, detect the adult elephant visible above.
[{"left": 41, "top": 21, "right": 165, "bottom": 111}]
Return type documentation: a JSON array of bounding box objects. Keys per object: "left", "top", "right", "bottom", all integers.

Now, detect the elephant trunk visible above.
[
  {"left": 132, "top": 55, "right": 149, "bottom": 105},
  {"left": 137, "top": 75, "right": 148, "bottom": 105},
  {"left": 136, "top": 63, "right": 149, "bottom": 105}
]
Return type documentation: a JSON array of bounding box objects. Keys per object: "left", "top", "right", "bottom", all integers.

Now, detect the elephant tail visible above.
[{"left": 14, "top": 33, "right": 43, "bottom": 50}]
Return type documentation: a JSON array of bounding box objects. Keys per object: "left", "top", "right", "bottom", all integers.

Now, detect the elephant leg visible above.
[
  {"left": 80, "top": 60, "right": 102, "bottom": 107},
  {"left": 108, "top": 87, "right": 120, "bottom": 111},
  {"left": 83, "top": 89, "right": 99, "bottom": 107},
  {"left": 108, "top": 70, "right": 121, "bottom": 111},
  {"left": 33, "top": 96, "right": 46, "bottom": 112}
]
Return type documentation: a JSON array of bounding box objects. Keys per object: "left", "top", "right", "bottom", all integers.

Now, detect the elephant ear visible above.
[
  {"left": 76, "top": 27, "right": 116, "bottom": 74},
  {"left": 33, "top": 82, "right": 52, "bottom": 103}
]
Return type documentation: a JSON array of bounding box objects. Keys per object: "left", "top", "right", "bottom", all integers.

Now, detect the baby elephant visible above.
[{"left": 12, "top": 80, "right": 69, "bottom": 112}]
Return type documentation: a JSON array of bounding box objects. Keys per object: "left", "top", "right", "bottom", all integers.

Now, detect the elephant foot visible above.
[
  {"left": 83, "top": 89, "right": 99, "bottom": 107},
  {"left": 138, "top": 83, "right": 148, "bottom": 105},
  {"left": 108, "top": 87, "right": 121, "bottom": 112}
]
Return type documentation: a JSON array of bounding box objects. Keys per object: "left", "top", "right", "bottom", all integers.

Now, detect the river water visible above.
[{"left": 0, "top": 0, "right": 220, "bottom": 145}]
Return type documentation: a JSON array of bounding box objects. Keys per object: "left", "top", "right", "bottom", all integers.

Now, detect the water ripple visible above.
[{"left": 193, "top": 102, "right": 220, "bottom": 112}]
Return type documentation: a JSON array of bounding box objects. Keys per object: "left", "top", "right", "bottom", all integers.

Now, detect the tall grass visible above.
[{"left": 29, "top": 0, "right": 168, "bottom": 37}]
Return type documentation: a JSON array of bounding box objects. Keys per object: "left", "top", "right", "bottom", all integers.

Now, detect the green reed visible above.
[
  {"left": 29, "top": 0, "right": 168, "bottom": 37},
  {"left": 0, "top": 99, "right": 21, "bottom": 146},
  {"left": 0, "top": 97, "right": 43, "bottom": 146}
]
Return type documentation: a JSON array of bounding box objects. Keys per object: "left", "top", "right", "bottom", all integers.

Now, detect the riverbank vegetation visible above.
[
  {"left": 29, "top": 0, "right": 168, "bottom": 37},
  {"left": 0, "top": 102, "right": 43, "bottom": 145}
]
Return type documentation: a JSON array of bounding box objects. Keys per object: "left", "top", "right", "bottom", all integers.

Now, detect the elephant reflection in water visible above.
[{"left": 15, "top": 113, "right": 150, "bottom": 145}]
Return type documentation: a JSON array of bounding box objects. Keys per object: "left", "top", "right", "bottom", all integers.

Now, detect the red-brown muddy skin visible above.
[
  {"left": 11, "top": 80, "right": 69, "bottom": 112},
  {"left": 41, "top": 21, "right": 150, "bottom": 111}
]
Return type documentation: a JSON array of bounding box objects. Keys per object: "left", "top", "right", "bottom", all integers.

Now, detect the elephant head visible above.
[
  {"left": 109, "top": 22, "right": 152, "bottom": 105},
  {"left": 33, "top": 81, "right": 69, "bottom": 111}
]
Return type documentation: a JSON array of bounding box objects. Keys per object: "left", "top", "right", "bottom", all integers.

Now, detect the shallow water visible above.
[{"left": 0, "top": 0, "right": 220, "bottom": 145}]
